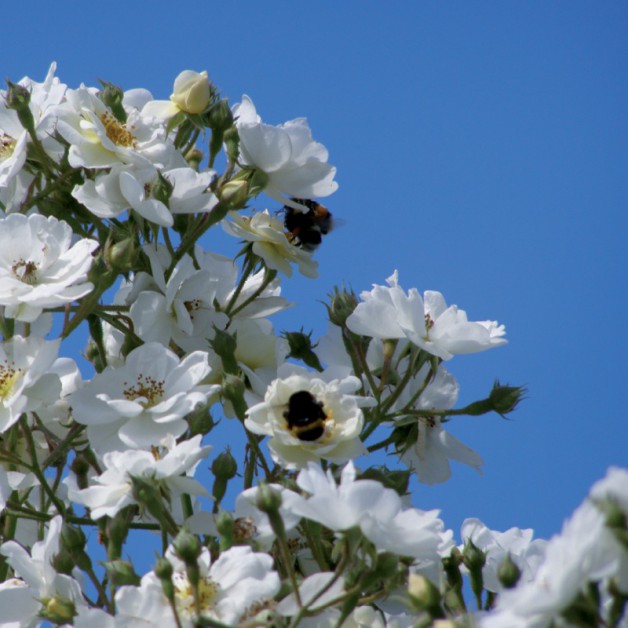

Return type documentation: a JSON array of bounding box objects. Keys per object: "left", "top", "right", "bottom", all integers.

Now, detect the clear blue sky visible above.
[{"left": 3, "top": 2, "right": 626, "bottom": 543}]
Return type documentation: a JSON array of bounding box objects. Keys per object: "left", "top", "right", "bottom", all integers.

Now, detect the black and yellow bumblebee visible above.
[
  {"left": 284, "top": 390, "right": 328, "bottom": 441},
  {"left": 283, "top": 198, "right": 335, "bottom": 251}
]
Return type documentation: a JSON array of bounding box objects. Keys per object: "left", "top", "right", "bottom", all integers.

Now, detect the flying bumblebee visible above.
[{"left": 283, "top": 198, "right": 335, "bottom": 251}]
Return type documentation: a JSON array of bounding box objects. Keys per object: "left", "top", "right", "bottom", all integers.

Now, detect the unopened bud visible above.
[
  {"left": 223, "top": 127, "right": 240, "bottom": 161},
  {"left": 104, "top": 236, "right": 136, "bottom": 273},
  {"left": 98, "top": 80, "right": 126, "bottom": 122},
  {"left": 215, "top": 509, "right": 235, "bottom": 550},
  {"left": 462, "top": 539, "right": 486, "bottom": 572},
  {"left": 488, "top": 381, "right": 526, "bottom": 417},
  {"left": 219, "top": 179, "right": 249, "bottom": 209},
  {"left": 6, "top": 81, "right": 35, "bottom": 134},
  {"left": 154, "top": 556, "right": 175, "bottom": 602},
  {"left": 171, "top": 70, "right": 211, "bottom": 115},
  {"left": 212, "top": 449, "right": 238, "bottom": 481},
  {"left": 497, "top": 553, "right": 522, "bottom": 589},
  {"left": 210, "top": 327, "right": 238, "bottom": 374},
  {"left": 40, "top": 596, "right": 76, "bottom": 624},
  {"left": 408, "top": 573, "right": 442, "bottom": 611},
  {"left": 461, "top": 382, "right": 526, "bottom": 418},
  {"left": 256, "top": 483, "right": 282, "bottom": 515},
  {"left": 207, "top": 99, "right": 233, "bottom": 132},
  {"left": 70, "top": 453, "right": 91, "bottom": 490},
  {"left": 61, "top": 523, "right": 86, "bottom": 553},
  {"left": 212, "top": 449, "right": 238, "bottom": 507},
  {"left": 283, "top": 329, "right": 323, "bottom": 371},
  {"left": 173, "top": 528, "right": 202, "bottom": 565},
  {"left": 51, "top": 549, "right": 74, "bottom": 576},
  {"left": 326, "top": 285, "right": 359, "bottom": 328},
  {"left": 185, "top": 147, "right": 203, "bottom": 170},
  {"left": 103, "top": 559, "right": 141, "bottom": 586}
]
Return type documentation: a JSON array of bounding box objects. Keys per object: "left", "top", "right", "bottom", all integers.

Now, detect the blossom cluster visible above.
[{"left": 0, "top": 64, "right": 625, "bottom": 627}]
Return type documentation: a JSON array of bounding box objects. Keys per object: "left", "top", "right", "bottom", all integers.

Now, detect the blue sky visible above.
[{"left": 3, "top": 2, "right": 626, "bottom": 544}]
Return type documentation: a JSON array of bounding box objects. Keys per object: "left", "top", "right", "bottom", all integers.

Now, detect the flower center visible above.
[
  {"left": 12, "top": 259, "right": 39, "bottom": 285},
  {"left": 99, "top": 111, "right": 137, "bottom": 148},
  {"left": 173, "top": 572, "right": 220, "bottom": 620},
  {"left": 0, "top": 133, "right": 16, "bottom": 162},
  {"left": 233, "top": 516, "right": 257, "bottom": 543},
  {"left": 122, "top": 374, "right": 165, "bottom": 407},
  {"left": 284, "top": 390, "right": 328, "bottom": 442},
  {"left": 0, "top": 361, "right": 23, "bottom": 399},
  {"left": 424, "top": 313, "right": 434, "bottom": 330}
]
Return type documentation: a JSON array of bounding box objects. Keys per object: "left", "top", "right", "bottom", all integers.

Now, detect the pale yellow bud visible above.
[{"left": 170, "top": 70, "right": 210, "bottom": 114}]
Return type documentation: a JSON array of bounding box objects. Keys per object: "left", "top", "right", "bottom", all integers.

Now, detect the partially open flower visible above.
[
  {"left": 142, "top": 70, "right": 211, "bottom": 120},
  {"left": 222, "top": 210, "right": 318, "bottom": 278}
]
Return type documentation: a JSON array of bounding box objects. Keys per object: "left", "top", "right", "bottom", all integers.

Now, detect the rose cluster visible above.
[{"left": 0, "top": 64, "right": 625, "bottom": 627}]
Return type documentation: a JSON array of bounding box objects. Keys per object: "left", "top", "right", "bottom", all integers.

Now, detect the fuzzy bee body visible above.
[{"left": 283, "top": 198, "right": 334, "bottom": 251}]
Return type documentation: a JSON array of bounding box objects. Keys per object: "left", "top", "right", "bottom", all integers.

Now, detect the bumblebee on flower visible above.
[{"left": 244, "top": 365, "right": 372, "bottom": 469}]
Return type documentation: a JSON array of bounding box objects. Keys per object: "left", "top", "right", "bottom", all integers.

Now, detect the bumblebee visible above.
[
  {"left": 284, "top": 390, "right": 328, "bottom": 442},
  {"left": 283, "top": 198, "right": 334, "bottom": 251}
]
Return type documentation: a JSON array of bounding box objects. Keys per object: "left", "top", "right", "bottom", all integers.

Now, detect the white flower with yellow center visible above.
[
  {"left": 69, "top": 435, "right": 212, "bottom": 520},
  {"left": 0, "top": 213, "right": 98, "bottom": 322},
  {"left": 55, "top": 86, "right": 180, "bottom": 170},
  {"left": 0, "top": 335, "right": 63, "bottom": 433},
  {"left": 245, "top": 365, "right": 369, "bottom": 468},
  {"left": 113, "top": 545, "right": 279, "bottom": 627},
  {"left": 222, "top": 209, "right": 318, "bottom": 278},
  {"left": 347, "top": 270, "right": 507, "bottom": 361},
  {"left": 70, "top": 342, "right": 219, "bottom": 453}
]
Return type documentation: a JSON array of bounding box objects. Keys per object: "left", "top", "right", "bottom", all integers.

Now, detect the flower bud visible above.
[
  {"left": 219, "top": 179, "right": 249, "bottom": 209},
  {"left": 98, "top": 80, "right": 126, "bottom": 122},
  {"left": 51, "top": 548, "right": 75, "bottom": 575},
  {"left": 187, "top": 405, "right": 216, "bottom": 437},
  {"left": 173, "top": 528, "right": 202, "bottom": 565},
  {"left": 39, "top": 596, "right": 76, "bottom": 624},
  {"left": 326, "top": 285, "right": 359, "bottom": 328},
  {"left": 210, "top": 327, "right": 238, "bottom": 374},
  {"left": 185, "top": 147, "right": 203, "bottom": 170},
  {"left": 103, "top": 559, "right": 141, "bottom": 586},
  {"left": 170, "top": 70, "right": 211, "bottom": 115},
  {"left": 152, "top": 171, "right": 174, "bottom": 207},
  {"left": 154, "top": 556, "right": 175, "bottom": 603},
  {"left": 61, "top": 523, "right": 87, "bottom": 554},
  {"left": 497, "top": 553, "right": 521, "bottom": 589},
  {"left": 215, "top": 509, "right": 235, "bottom": 550},
  {"left": 207, "top": 99, "right": 234, "bottom": 132},
  {"left": 460, "top": 382, "right": 526, "bottom": 418},
  {"left": 106, "top": 511, "right": 130, "bottom": 558},
  {"left": 212, "top": 448, "right": 238, "bottom": 507},
  {"left": 6, "top": 80, "right": 35, "bottom": 134},
  {"left": 488, "top": 381, "right": 526, "bottom": 417},
  {"left": 408, "top": 573, "right": 442, "bottom": 612},
  {"left": 70, "top": 453, "right": 91, "bottom": 490},
  {"left": 104, "top": 236, "right": 137, "bottom": 273},
  {"left": 256, "top": 483, "right": 283, "bottom": 515},
  {"left": 462, "top": 539, "right": 486, "bottom": 572},
  {"left": 223, "top": 126, "right": 240, "bottom": 161},
  {"left": 212, "top": 448, "right": 238, "bottom": 481},
  {"left": 283, "top": 329, "right": 323, "bottom": 371}
]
